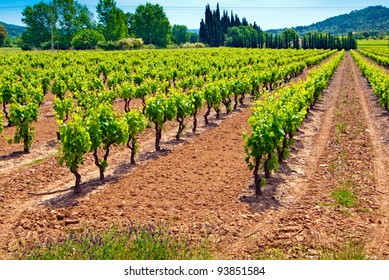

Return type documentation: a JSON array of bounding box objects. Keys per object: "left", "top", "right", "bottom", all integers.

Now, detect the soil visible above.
[{"left": 0, "top": 52, "right": 388, "bottom": 260}]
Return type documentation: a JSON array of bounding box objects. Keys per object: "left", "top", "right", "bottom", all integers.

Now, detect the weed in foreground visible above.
[
  {"left": 254, "top": 247, "right": 287, "bottom": 260},
  {"left": 253, "top": 241, "right": 369, "bottom": 260},
  {"left": 319, "top": 242, "right": 369, "bottom": 260},
  {"left": 331, "top": 187, "right": 358, "bottom": 208},
  {"left": 15, "top": 223, "right": 212, "bottom": 260}
]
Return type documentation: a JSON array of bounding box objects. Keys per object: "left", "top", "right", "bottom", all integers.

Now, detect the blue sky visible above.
[{"left": 0, "top": 0, "right": 387, "bottom": 29}]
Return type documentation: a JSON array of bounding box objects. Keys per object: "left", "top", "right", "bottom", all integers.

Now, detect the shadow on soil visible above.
[
  {"left": 113, "top": 148, "right": 172, "bottom": 176},
  {"left": 39, "top": 176, "right": 119, "bottom": 209},
  {"left": 38, "top": 145, "right": 177, "bottom": 209},
  {"left": 164, "top": 138, "right": 186, "bottom": 146},
  {"left": 46, "top": 140, "right": 58, "bottom": 147},
  {"left": 0, "top": 150, "right": 26, "bottom": 161},
  {"left": 239, "top": 165, "right": 293, "bottom": 213},
  {"left": 137, "top": 148, "right": 172, "bottom": 162},
  {"left": 239, "top": 186, "right": 282, "bottom": 213}
]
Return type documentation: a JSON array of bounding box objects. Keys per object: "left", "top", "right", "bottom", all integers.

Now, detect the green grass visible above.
[
  {"left": 335, "top": 122, "right": 347, "bottom": 135},
  {"left": 331, "top": 187, "right": 358, "bottom": 208},
  {"left": 15, "top": 224, "right": 212, "bottom": 260},
  {"left": 254, "top": 247, "right": 287, "bottom": 260},
  {"left": 320, "top": 242, "right": 369, "bottom": 260},
  {"left": 253, "top": 242, "right": 369, "bottom": 260}
]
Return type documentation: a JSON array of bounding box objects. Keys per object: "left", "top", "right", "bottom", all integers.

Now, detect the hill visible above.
[
  {"left": 0, "top": 22, "right": 26, "bottom": 38},
  {"left": 267, "top": 5, "right": 389, "bottom": 35}
]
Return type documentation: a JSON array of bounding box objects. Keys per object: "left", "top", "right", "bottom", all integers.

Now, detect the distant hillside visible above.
[
  {"left": 268, "top": 5, "right": 389, "bottom": 35},
  {"left": 0, "top": 22, "right": 25, "bottom": 38}
]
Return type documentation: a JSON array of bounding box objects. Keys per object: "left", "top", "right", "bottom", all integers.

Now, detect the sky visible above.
[{"left": 0, "top": 0, "right": 387, "bottom": 30}]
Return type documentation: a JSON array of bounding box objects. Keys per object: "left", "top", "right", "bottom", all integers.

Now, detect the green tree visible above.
[
  {"left": 71, "top": 29, "right": 104, "bottom": 49},
  {"left": 130, "top": 3, "right": 171, "bottom": 47},
  {"left": 0, "top": 24, "right": 8, "bottom": 47},
  {"left": 96, "top": 0, "right": 128, "bottom": 41},
  {"left": 172, "top": 24, "right": 188, "bottom": 45},
  {"left": 282, "top": 28, "right": 298, "bottom": 48},
  {"left": 21, "top": 2, "right": 54, "bottom": 48},
  {"left": 21, "top": 0, "right": 93, "bottom": 49},
  {"left": 54, "top": 0, "right": 94, "bottom": 49},
  {"left": 199, "top": 4, "right": 225, "bottom": 47},
  {"left": 4, "top": 35, "right": 14, "bottom": 47},
  {"left": 225, "top": 25, "right": 257, "bottom": 48},
  {"left": 187, "top": 32, "right": 199, "bottom": 43}
]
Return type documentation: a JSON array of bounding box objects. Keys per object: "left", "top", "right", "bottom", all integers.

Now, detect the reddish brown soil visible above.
[
  {"left": 0, "top": 52, "right": 388, "bottom": 259},
  {"left": 228, "top": 53, "right": 389, "bottom": 259}
]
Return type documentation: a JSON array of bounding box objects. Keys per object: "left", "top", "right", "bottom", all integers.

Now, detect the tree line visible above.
[
  {"left": 0, "top": 24, "right": 8, "bottom": 47},
  {"left": 199, "top": 3, "right": 357, "bottom": 50},
  {"left": 18, "top": 0, "right": 199, "bottom": 50},
  {"left": 2, "top": 1, "right": 358, "bottom": 51}
]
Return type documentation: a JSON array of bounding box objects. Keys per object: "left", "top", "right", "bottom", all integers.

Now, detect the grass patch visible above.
[
  {"left": 254, "top": 247, "right": 287, "bottom": 260},
  {"left": 15, "top": 224, "right": 212, "bottom": 260},
  {"left": 331, "top": 187, "right": 358, "bottom": 207},
  {"left": 319, "top": 242, "right": 369, "bottom": 260},
  {"left": 253, "top": 242, "right": 369, "bottom": 260},
  {"left": 335, "top": 122, "right": 347, "bottom": 135}
]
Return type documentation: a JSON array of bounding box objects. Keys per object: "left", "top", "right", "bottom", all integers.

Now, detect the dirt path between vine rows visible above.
[
  {"left": 1, "top": 52, "right": 388, "bottom": 259},
  {"left": 221, "top": 52, "right": 389, "bottom": 259}
]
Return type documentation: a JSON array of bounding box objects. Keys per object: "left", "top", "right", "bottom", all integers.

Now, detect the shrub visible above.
[
  {"left": 167, "top": 44, "right": 180, "bottom": 49},
  {"left": 72, "top": 29, "right": 105, "bottom": 50},
  {"left": 182, "top": 42, "right": 206, "bottom": 48},
  {"left": 195, "top": 42, "right": 206, "bottom": 48},
  {"left": 116, "top": 38, "right": 144, "bottom": 50},
  {"left": 39, "top": 41, "right": 52, "bottom": 50},
  {"left": 143, "top": 44, "right": 156, "bottom": 49},
  {"left": 97, "top": 41, "right": 117, "bottom": 51}
]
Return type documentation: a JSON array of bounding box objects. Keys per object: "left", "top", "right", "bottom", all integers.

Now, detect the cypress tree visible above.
[
  {"left": 234, "top": 15, "right": 241, "bottom": 26},
  {"left": 230, "top": 11, "right": 235, "bottom": 27},
  {"left": 199, "top": 19, "right": 207, "bottom": 43},
  {"left": 215, "top": 4, "right": 223, "bottom": 46}
]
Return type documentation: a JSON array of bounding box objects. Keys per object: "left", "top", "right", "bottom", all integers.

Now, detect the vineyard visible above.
[
  {"left": 0, "top": 48, "right": 335, "bottom": 190},
  {"left": 0, "top": 46, "right": 388, "bottom": 260}
]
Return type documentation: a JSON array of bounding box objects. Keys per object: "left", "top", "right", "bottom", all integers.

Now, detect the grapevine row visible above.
[
  {"left": 351, "top": 50, "right": 389, "bottom": 111},
  {"left": 0, "top": 48, "right": 334, "bottom": 153},
  {"left": 244, "top": 51, "right": 344, "bottom": 195},
  {"left": 358, "top": 48, "right": 389, "bottom": 68},
  {"left": 0, "top": 48, "right": 336, "bottom": 192}
]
